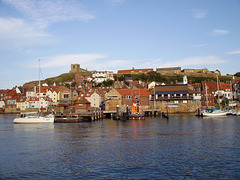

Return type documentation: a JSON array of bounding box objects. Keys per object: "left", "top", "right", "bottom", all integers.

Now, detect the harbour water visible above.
[{"left": 0, "top": 114, "right": 240, "bottom": 179}]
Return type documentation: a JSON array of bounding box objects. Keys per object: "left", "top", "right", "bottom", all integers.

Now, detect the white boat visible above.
[
  {"left": 202, "top": 75, "right": 228, "bottom": 117},
  {"left": 14, "top": 114, "right": 54, "bottom": 124},
  {"left": 13, "top": 60, "right": 54, "bottom": 124},
  {"left": 202, "top": 109, "right": 228, "bottom": 117},
  {"left": 237, "top": 111, "right": 240, "bottom": 116}
]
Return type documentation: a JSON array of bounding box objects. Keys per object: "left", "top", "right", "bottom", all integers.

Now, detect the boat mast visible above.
[
  {"left": 217, "top": 75, "right": 220, "bottom": 108},
  {"left": 39, "top": 59, "right": 41, "bottom": 114},
  {"left": 205, "top": 83, "right": 208, "bottom": 107}
]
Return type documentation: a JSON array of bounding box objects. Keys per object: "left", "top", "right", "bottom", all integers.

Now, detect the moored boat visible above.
[
  {"left": 202, "top": 109, "right": 227, "bottom": 117},
  {"left": 13, "top": 60, "right": 54, "bottom": 124},
  {"left": 129, "top": 103, "right": 144, "bottom": 120},
  {"left": 14, "top": 113, "right": 54, "bottom": 124}
]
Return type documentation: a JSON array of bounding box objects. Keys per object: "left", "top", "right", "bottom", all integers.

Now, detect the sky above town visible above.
[{"left": 0, "top": 0, "right": 240, "bottom": 89}]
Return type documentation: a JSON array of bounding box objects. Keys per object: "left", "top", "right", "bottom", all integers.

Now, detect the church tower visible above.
[{"left": 70, "top": 64, "right": 81, "bottom": 73}]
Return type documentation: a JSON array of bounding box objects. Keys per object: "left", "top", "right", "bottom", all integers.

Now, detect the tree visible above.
[{"left": 234, "top": 72, "right": 240, "bottom": 77}]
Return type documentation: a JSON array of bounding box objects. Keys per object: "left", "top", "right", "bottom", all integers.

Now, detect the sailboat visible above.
[
  {"left": 13, "top": 60, "right": 54, "bottom": 124},
  {"left": 202, "top": 75, "right": 227, "bottom": 117}
]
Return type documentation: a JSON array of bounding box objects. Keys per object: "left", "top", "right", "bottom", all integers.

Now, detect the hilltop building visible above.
[
  {"left": 118, "top": 67, "right": 153, "bottom": 74},
  {"left": 156, "top": 67, "right": 221, "bottom": 76},
  {"left": 69, "top": 64, "right": 88, "bottom": 73},
  {"left": 156, "top": 67, "right": 181, "bottom": 75},
  {"left": 92, "top": 71, "right": 114, "bottom": 84}
]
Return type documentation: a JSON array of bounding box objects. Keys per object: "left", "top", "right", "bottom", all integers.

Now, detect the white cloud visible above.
[
  {"left": 0, "top": 17, "right": 48, "bottom": 39},
  {"left": 0, "top": 17, "right": 49, "bottom": 49},
  {"left": 2, "top": 0, "right": 95, "bottom": 28},
  {"left": 226, "top": 50, "right": 240, "bottom": 54},
  {"left": 0, "top": 0, "right": 95, "bottom": 50},
  {"left": 192, "top": 9, "right": 207, "bottom": 19},
  {"left": 212, "top": 29, "right": 230, "bottom": 36},
  {"left": 27, "top": 54, "right": 108, "bottom": 69}
]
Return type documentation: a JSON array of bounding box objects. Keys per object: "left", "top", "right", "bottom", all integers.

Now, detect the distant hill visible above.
[
  {"left": 23, "top": 70, "right": 235, "bottom": 88},
  {"left": 23, "top": 71, "right": 91, "bottom": 88}
]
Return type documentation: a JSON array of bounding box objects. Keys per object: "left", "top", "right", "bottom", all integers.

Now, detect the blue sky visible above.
[{"left": 0, "top": 0, "right": 240, "bottom": 89}]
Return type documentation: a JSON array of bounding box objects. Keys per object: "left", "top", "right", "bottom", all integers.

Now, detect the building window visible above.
[
  {"left": 64, "top": 94, "right": 70, "bottom": 99},
  {"left": 125, "top": 95, "right": 132, "bottom": 99}
]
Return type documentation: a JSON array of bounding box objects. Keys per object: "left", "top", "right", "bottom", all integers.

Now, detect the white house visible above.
[
  {"left": 39, "top": 97, "right": 52, "bottom": 109},
  {"left": 47, "top": 87, "right": 61, "bottom": 106},
  {"left": 26, "top": 87, "right": 37, "bottom": 99},
  {"left": 79, "top": 92, "right": 102, "bottom": 108},
  {"left": 26, "top": 97, "right": 52, "bottom": 110},
  {"left": 16, "top": 97, "right": 27, "bottom": 111},
  {"left": 92, "top": 71, "right": 114, "bottom": 84},
  {"left": 148, "top": 81, "right": 156, "bottom": 89},
  {"left": 0, "top": 101, "right": 5, "bottom": 108}
]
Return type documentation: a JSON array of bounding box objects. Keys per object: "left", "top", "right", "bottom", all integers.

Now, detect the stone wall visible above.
[{"left": 150, "top": 99, "right": 201, "bottom": 113}]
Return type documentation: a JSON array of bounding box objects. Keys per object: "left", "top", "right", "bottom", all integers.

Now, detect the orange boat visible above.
[{"left": 129, "top": 102, "right": 145, "bottom": 120}]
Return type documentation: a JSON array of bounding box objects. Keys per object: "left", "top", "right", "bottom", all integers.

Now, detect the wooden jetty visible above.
[{"left": 54, "top": 110, "right": 103, "bottom": 123}]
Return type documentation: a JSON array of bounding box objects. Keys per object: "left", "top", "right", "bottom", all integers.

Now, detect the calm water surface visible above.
[{"left": 0, "top": 114, "right": 240, "bottom": 179}]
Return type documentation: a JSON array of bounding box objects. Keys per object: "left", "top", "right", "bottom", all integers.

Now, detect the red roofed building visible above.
[
  {"left": 202, "top": 81, "right": 232, "bottom": 107},
  {"left": 75, "top": 97, "right": 91, "bottom": 113},
  {"left": 104, "top": 88, "right": 150, "bottom": 111},
  {"left": 118, "top": 67, "right": 153, "bottom": 74},
  {"left": 116, "top": 89, "right": 150, "bottom": 109}
]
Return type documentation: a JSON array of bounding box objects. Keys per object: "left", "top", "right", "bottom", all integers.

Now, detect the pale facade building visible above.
[{"left": 92, "top": 71, "right": 114, "bottom": 84}]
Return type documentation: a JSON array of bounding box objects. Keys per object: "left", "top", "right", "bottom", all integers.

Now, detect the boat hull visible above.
[
  {"left": 129, "top": 114, "right": 145, "bottom": 120},
  {"left": 13, "top": 116, "right": 54, "bottom": 124},
  {"left": 202, "top": 111, "right": 227, "bottom": 117}
]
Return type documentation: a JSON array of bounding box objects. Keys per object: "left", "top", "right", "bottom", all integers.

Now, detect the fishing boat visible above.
[{"left": 13, "top": 60, "right": 54, "bottom": 124}]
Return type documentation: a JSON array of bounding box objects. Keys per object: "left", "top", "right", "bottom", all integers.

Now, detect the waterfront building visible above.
[
  {"left": 104, "top": 88, "right": 123, "bottom": 111},
  {"left": 202, "top": 81, "right": 232, "bottom": 107},
  {"left": 47, "top": 86, "right": 62, "bottom": 106},
  {"left": 4, "top": 89, "right": 19, "bottom": 113},
  {"left": 233, "top": 79, "right": 240, "bottom": 101},
  {"left": 104, "top": 88, "right": 150, "bottom": 111},
  {"left": 75, "top": 97, "right": 91, "bottom": 113},
  {"left": 58, "top": 86, "right": 78, "bottom": 113},
  {"left": 117, "top": 88, "right": 150, "bottom": 110},
  {"left": 0, "top": 100, "right": 4, "bottom": 109},
  {"left": 0, "top": 90, "right": 7, "bottom": 109},
  {"left": 149, "top": 84, "right": 201, "bottom": 113},
  {"left": 26, "top": 87, "right": 37, "bottom": 99},
  {"left": 16, "top": 97, "right": 27, "bottom": 111},
  {"left": 79, "top": 91, "right": 102, "bottom": 109}
]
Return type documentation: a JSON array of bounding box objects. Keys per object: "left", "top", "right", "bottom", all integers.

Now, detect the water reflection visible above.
[{"left": 0, "top": 114, "right": 240, "bottom": 179}]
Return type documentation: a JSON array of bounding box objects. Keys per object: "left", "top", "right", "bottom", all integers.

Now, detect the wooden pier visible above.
[{"left": 54, "top": 110, "right": 103, "bottom": 123}]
